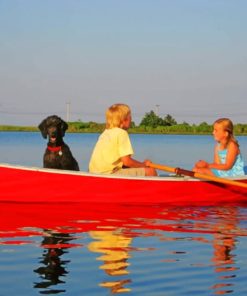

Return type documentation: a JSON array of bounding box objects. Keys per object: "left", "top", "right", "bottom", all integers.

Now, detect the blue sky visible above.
[{"left": 0, "top": 0, "right": 247, "bottom": 125}]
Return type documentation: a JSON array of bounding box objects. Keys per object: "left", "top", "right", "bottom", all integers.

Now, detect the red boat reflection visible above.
[{"left": 1, "top": 202, "right": 247, "bottom": 294}]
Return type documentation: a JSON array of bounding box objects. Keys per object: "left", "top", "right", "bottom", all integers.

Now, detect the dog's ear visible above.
[
  {"left": 60, "top": 120, "right": 68, "bottom": 137},
  {"left": 38, "top": 119, "right": 48, "bottom": 139}
]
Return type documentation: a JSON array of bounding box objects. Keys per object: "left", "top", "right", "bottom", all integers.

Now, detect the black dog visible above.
[{"left": 38, "top": 115, "right": 79, "bottom": 171}]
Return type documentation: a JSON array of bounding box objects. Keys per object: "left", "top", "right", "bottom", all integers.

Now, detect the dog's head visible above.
[{"left": 38, "top": 115, "right": 68, "bottom": 143}]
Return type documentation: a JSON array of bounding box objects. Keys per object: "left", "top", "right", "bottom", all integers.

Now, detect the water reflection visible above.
[
  {"left": 1, "top": 202, "right": 247, "bottom": 295},
  {"left": 34, "top": 230, "right": 73, "bottom": 294},
  {"left": 88, "top": 229, "right": 132, "bottom": 293},
  {"left": 210, "top": 208, "right": 239, "bottom": 295}
]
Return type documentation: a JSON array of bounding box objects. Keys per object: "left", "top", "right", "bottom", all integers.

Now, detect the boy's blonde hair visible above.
[
  {"left": 106, "top": 104, "right": 131, "bottom": 129},
  {"left": 214, "top": 118, "right": 239, "bottom": 148}
]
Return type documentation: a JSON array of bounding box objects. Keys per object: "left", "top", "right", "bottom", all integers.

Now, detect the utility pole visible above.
[
  {"left": 66, "top": 102, "right": 71, "bottom": 122},
  {"left": 155, "top": 104, "right": 160, "bottom": 116}
]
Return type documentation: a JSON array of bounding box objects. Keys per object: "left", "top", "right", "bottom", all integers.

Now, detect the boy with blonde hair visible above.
[{"left": 89, "top": 103, "right": 157, "bottom": 176}]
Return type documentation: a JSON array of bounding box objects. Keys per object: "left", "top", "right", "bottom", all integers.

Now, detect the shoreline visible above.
[
  {"left": 1, "top": 126, "right": 247, "bottom": 136},
  {"left": 1, "top": 119, "right": 247, "bottom": 136}
]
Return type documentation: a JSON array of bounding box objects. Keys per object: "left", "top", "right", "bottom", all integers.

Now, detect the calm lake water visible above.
[{"left": 1, "top": 132, "right": 247, "bottom": 295}]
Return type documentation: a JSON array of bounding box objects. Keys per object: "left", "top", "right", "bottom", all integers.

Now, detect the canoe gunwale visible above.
[{"left": 1, "top": 162, "right": 246, "bottom": 182}]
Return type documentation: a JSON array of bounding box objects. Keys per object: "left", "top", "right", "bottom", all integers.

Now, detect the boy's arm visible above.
[{"left": 120, "top": 155, "right": 147, "bottom": 168}]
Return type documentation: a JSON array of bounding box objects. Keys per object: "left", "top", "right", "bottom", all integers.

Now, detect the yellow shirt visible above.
[{"left": 89, "top": 128, "right": 134, "bottom": 173}]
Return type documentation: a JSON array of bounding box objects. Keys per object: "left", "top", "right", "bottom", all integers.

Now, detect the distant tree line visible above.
[{"left": 67, "top": 110, "right": 247, "bottom": 135}]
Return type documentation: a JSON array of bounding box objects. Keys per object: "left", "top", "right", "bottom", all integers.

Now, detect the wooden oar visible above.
[{"left": 148, "top": 162, "right": 247, "bottom": 189}]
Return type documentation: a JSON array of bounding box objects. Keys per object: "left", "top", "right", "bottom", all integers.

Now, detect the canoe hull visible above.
[{"left": 1, "top": 164, "right": 247, "bottom": 206}]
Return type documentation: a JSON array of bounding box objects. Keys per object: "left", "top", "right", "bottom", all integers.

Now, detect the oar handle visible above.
[
  {"left": 175, "top": 168, "right": 195, "bottom": 177},
  {"left": 148, "top": 163, "right": 194, "bottom": 177}
]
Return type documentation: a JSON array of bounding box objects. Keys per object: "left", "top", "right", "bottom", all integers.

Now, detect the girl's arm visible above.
[
  {"left": 213, "top": 144, "right": 220, "bottom": 164},
  {"left": 209, "top": 142, "right": 239, "bottom": 171}
]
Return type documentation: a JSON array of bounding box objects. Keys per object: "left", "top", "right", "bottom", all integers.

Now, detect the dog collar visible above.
[{"left": 47, "top": 145, "right": 63, "bottom": 155}]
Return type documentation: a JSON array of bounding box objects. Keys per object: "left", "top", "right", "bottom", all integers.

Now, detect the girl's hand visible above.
[
  {"left": 195, "top": 160, "right": 208, "bottom": 168},
  {"left": 144, "top": 159, "right": 152, "bottom": 167}
]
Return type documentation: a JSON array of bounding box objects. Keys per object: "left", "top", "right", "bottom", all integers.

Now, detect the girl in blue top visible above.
[{"left": 193, "top": 118, "right": 245, "bottom": 177}]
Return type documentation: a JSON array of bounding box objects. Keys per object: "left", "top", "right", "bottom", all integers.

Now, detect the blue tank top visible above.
[{"left": 213, "top": 147, "right": 245, "bottom": 177}]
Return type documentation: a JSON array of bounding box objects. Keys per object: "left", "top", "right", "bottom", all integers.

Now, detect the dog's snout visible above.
[
  {"left": 48, "top": 127, "right": 58, "bottom": 137},
  {"left": 51, "top": 130, "right": 57, "bottom": 137}
]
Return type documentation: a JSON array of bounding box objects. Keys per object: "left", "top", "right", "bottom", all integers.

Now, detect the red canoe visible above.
[{"left": 1, "top": 163, "right": 247, "bottom": 206}]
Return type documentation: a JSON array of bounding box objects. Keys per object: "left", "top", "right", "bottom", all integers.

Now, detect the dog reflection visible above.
[{"left": 34, "top": 230, "right": 72, "bottom": 293}]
